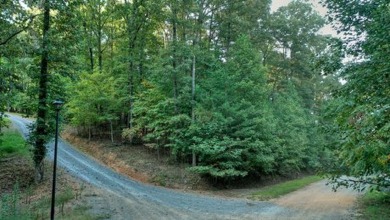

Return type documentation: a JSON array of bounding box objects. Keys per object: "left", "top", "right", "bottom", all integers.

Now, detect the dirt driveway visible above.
[{"left": 272, "top": 180, "right": 361, "bottom": 219}]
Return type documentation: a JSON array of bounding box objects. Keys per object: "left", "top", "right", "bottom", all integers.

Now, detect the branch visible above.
[
  {"left": 333, "top": 175, "right": 390, "bottom": 190},
  {"left": 0, "top": 29, "right": 24, "bottom": 46},
  {"left": 0, "top": 14, "right": 39, "bottom": 46}
]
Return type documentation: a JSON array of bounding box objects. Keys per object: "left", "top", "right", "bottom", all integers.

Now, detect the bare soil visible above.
[
  {"left": 62, "top": 129, "right": 211, "bottom": 191},
  {"left": 272, "top": 180, "right": 362, "bottom": 219},
  {"left": 0, "top": 156, "right": 35, "bottom": 192}
]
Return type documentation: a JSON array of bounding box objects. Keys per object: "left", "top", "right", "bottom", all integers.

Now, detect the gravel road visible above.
[{"left": 8, "top": 113, "right": 360, "bottom": 219}]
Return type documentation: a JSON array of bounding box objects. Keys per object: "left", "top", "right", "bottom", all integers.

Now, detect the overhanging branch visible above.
[{"left": 0, "top": 14, "right": 39, "bottom": 46}]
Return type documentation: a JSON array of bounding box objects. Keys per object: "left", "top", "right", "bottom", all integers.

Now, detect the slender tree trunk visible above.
[
  {"left": 89, "top": 47, "right": 94, "bottom": 72},
  {"left": 110, "top": 120, "right": 114, "bottom": 143},
  {"left": 138, "top": 38, "right": 144, "bottom": 82},
  {"left": 97, "top": 3, "right": 103, "bottom": 73},
  {"left": 124, "top": 0, "right": 138, "bottom": 142},
  {"left": 157, "top": 141, "right": 160, "bottom": 161},
  {"left": 34, "top": 0, "right": 51, "bottom": 182},
  {"left": 191, "top": 55, "right": 196, "bottom": 166},
  {"left": 208, "top": 10, "right": 214, "bottom": 49},
  {"left": 83, "top": 21, "right": 94, "bottom": 72},
  {"left": 110, "top": 17, "right": 115, "bottom": 74},
  {"left": 127, "top": 36, "right": 134, "bottom": 144},
  {"left": 172, "top": 5, "right": 178, "bottom": 114}
]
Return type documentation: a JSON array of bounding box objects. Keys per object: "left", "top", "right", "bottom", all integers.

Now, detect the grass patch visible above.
[
  {"left": 56, "top": 204, "right": 98, "bottom": 220},
  {"left": 1, "top": 183, "right": 101, "bottom": 220},
  {"left": 359, "top": 190, "right": 390, "bottom": 219},
  {"left": 0, "top": 129, "right": 28, "bottom": 158},
  {"left": 250, "top": 175, "right": 322, "bottom": 200}
]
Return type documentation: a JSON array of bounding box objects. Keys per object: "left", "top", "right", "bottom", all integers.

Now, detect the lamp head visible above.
[{"left": 53, "top": 100, "right": 64, "bottom": 110}]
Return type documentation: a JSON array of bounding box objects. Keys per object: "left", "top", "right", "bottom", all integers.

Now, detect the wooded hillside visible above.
[{"left": 1, "top": 0, "right": 388, "bottom": 186}]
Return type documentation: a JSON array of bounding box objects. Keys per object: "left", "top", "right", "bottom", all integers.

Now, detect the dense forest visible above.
[{"left": 0, "top": 0, "right": 388, "bottom": 188}]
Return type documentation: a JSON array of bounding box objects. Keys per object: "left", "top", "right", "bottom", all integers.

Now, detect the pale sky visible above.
[
  {"left": 271, "top": 0, "right": 338, "bottom": 36},
  {"left": 271, "top": 0, "right": 327, "bottom": 15}
]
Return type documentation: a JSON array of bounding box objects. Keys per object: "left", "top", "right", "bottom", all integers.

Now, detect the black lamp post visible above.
[{"left": 51, "top": 99, "right": 63, "bottom": 220}]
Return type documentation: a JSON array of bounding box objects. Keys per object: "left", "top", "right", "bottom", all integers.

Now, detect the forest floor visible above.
[
  {"left": 61, "top": 129, "right": 209, "bottom": 191},
  {"left": 61, "top": 128, "right": 312, "bottom": 195}
]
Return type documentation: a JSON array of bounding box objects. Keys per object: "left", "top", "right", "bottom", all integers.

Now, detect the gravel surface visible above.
[{"left": 8, "top": 113, "right": 361, "bottom": 219}]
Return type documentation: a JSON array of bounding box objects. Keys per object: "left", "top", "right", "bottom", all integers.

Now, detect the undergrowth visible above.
[
  {"left": 0, "top": 182, "right": 93, "bottom": 220},
  {"left": 359, "top": 190, "right": 390, "bottom": 219}
]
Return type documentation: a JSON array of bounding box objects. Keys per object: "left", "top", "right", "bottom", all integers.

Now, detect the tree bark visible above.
[
  {"left": 110, "top": 120, "right": 114, "bottom": 143},
  {"left": 89, "top": 47, "right": 94, "bottom": 72},
  {"left": 172, "top": 4, "right": 178, "bottom": 114},
  {"left": 97, "top": 2, "right": 103, "bottom": 73},
  {"left": 34, "top": 0, "right": 51, "bottom": 182},
  {"left": 191, "top": 55, "right": 196, "bottom": 166}
]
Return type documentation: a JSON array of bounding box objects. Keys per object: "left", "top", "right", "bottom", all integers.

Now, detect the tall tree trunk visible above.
[
  {"left": 191, "top": 55, "right": 196, "bottom": 166},
  {"left": 172, "top": 5, "right": 178, "bottom": 114},
  {"left": 83, "top": 21, "right": 94, "bottom": 72},
  {"left": 89, "top": 47, "right": 94, "bottom": 72},
  {"left": 125, "top": 0, "right": 135, "bottom": 144},
  {"left": 97, "top": 3, "right": 103, "bottom": 73},
  {"left": 34, "top": 0, "right": 51, "bottom": 182},
  {"left": 208, "top": 10, "right": 214, "bottom": 49},
  {"left": 110, "top": 120, "right": 114, "bottom": 143},
  {"left": 138, "top": 37, "right": 145, "bottom": 83},
  {"left": 109, "top": 16, "right": 115, "bottom": 74},
  {"left": 122, "top": 0, "right": 143, "bottom": 145},
  {"left": 128, "top": 60, "right": 133, "bottom": 131}
]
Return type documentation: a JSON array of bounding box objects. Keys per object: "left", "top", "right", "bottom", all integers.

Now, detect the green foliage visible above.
[
  {"left": 67, "top": 71, "right": 120, "bottom": 136},
  {"left": 132, "top": 82, "right": 181, "bottom": 145},
  {"left": 271, "top": 84, "right": 310, "bottom": 175},
  {"left": 183, "top": 36, "right": 275, "bottom": 179},
  {"left": 268, "top": 0, "right": 328, "bottom": 110},
  {"left": 132, "top": 31, "right": 329, "bottom": 180},
  {"left": 0, "top": 114, "right": 8, "bottom": 141},
  {"left": 323, "top": 0, "right": 390, "bottom": 190}
]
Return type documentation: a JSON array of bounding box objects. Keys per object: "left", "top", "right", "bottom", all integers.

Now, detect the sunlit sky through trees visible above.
[{"left": 272, "top": 0, "right": 337, "bottom": 36}]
